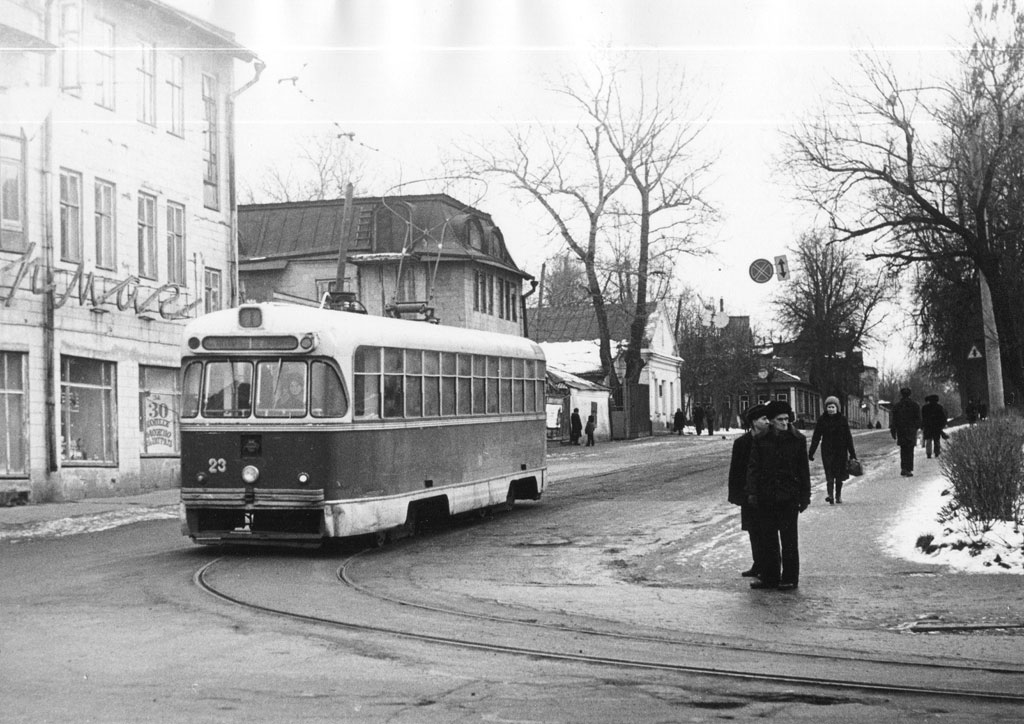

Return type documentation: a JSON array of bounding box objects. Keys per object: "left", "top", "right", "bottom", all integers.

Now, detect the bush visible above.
[{"left": 938, "top": 414, "right": 1024, "bottom": 536}]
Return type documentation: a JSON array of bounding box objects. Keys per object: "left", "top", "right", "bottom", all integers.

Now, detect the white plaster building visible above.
[{"left": 0, "top": 0, "right": 259, "bottom": 501}]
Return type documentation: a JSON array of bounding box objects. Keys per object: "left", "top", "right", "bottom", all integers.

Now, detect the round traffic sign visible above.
[{"left": 749, "top": 258, "right": 774, "bottom": 283}]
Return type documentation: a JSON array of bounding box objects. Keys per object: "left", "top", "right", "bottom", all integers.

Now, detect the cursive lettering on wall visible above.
[{"left": 1, "top": 245, "right": 200, "bottom": 320}]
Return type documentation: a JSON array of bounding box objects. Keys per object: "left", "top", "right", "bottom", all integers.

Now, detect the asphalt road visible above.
[{"left": 2, "top": 429, "right": 1021, "bottom": 723}]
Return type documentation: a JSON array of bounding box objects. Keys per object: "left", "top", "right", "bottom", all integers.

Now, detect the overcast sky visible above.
[{"left": 170, "top": 0, "right": 978, "bottom": 368}]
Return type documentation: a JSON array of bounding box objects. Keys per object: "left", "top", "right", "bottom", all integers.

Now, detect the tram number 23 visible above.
[{"left": 208, "top": 458, "right": 227, "bottom": 473}]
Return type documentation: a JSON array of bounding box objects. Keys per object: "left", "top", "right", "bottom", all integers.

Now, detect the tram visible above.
[{"left": 178, "top": 303, "right": 547, "bottom": 546}]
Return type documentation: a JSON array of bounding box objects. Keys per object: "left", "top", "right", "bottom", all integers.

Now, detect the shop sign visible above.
[{"left": 0, "top": 244, "right": 201, "bottom": 319}]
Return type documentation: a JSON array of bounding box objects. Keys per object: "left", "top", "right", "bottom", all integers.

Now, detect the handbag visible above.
[{"left": 847, "top": 457, "right": 863, "bottom": 477}]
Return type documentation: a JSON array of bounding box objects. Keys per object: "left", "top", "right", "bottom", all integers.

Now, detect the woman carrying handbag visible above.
[{"left": 808, "top": 396, "right": 858, "bottom": 504}]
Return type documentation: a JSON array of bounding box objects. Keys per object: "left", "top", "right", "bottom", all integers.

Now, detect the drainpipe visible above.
[
  {"left": 520, "top": 279, "right": 538, "bottom": 338},
  {"left": 43, "top": 0, "right": 57, "bottom": 473},
  {"left": 226, "top": 58, "right": 265, "bottom": 307}
]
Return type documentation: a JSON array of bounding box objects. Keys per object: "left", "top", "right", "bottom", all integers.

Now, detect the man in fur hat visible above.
[
  {"left": 745, "top": 400, "right": 811, "bottom": 590},
  {"left": 727, "top": 403, "right": 770, "bottom": 578}
]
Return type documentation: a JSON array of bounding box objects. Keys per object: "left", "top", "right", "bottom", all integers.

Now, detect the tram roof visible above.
[{"left": 184, "top": 303, "right": 545, "bottom": 359}]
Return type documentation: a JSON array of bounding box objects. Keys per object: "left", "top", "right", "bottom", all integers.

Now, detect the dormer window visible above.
[{"left": 467, "top": 218, "right": 487, "bottom": 254}]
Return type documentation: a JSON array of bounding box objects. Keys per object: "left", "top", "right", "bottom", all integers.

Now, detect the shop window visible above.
[
  {"left": 61, "top": 356, "right": 116, "bottom": 464},
  {"left": 0, "top": 352, "right": 27, "bottom": 475},
  {"left": 139, "top": 366, "right": 179, "bottom": 455}
]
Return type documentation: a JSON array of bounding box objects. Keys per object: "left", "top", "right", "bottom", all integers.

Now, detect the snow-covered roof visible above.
[{"left": 541, "top": 340, "right": 605, "bottom": 377}]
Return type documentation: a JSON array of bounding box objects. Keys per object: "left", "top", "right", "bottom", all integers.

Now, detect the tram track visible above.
[{"left": 194, "top": 554, "right": 1024, "bottom": 705}]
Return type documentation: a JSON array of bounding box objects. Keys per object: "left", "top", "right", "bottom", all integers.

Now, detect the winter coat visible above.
[
  {"left": 889, "top": 397, "right": 922, "bottom": 446},
  {"left": 673, "top": 410, "right": 685, "bottom": 430},
  {"left": 729, "top": 430, "right": 758, "bottom": 530},
  {"left": 745, "top": 426, "right": 812, "bottom": 509},
  {"left": 808, "top": 412, "right": 856, "bottom": 482},
  {"left": 921, "top": 401, "right": 947, "bottom": 438},
  {"left": 570, "top": 412, "right": 582, "bottom": 436}
]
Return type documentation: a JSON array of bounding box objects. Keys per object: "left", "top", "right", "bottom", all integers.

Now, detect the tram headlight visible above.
[
  {"left": 195, "top": 472, "right": 208, "bottom": 485},
  {"left": 299, "top": 333, "right": 316, "bottom": 350},
  {"left": 241, "top": 465, "right": 260, "bottom": 484},
  {"left": 297, "top": 472, "right": 310, "bottom": 485}
]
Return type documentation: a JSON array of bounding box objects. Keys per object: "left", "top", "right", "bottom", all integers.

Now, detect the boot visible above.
[
  {"left": 836, "top": 481, "right": 843, "bottom": 504},
  {"left": 826, "top": 479, "right": 834, "bottom": 504}
]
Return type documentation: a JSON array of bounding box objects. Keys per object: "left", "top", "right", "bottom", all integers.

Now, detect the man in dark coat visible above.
[
  {"left": 692, "top": 404, "right": 705, "bottom": 436},
  {"left": 569, "top": 408, "right": 582, "bottom": 445},
  {"left": 673, "top": 408, "right": 685, "bottom": 435},
  {"left": 920, "top": 394, "right": 947, "bottom": 459},
  {"left": 889, "top": 387, "right": 922, "bottom": 476},
  {"left": 745, "top": 400, "right": 811, "bottom": 590},
  {"left": 728, "top": 404, "right": 769, "bottom": 578}
]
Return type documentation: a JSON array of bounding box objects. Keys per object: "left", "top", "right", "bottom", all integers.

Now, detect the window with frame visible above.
[
  {"left": 93, "top": 19, "right": 115, "bottom": 109},
  {"left": 137, "top": 41, "right": 156, "bottom": 125},
  {"left": 167, "top": 201, "right": 186, "bottom": 284},
  {"left": 139, "top": 366, "right": 179, "bottom": 455},
  {"left": 202, "top": 74, "right": 220, "bottom": 210},
  {"left": 59, "top": 169, "right": 82, "bottom": 262},
  {"left": 137, "top": 192, "right": 157, "bottom": 279},
  {"left": 61, "top": 355, "right": 116, "bottom": 464},
  {"left": 0, "top": 135, "right": 26, "bottom": 251},
  {"left": 167, "top": 55, "right": 184, "bottom": 136},
  {"left": 59, "top": 2, "right": 81, "bottom": 95},
  {"left": 0, "top": 352, "right": 28, "bottom": 475},
  {"left": 94, "top": 179, "right": 115, "bottom": 269},
  {"left": 204, "top": 268, "right": 222, "bottom": 313}
]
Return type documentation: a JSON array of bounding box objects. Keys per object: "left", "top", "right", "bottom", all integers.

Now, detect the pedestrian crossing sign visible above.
[{"left": 968, "top": 345, "right": 983, "bottom": 360}]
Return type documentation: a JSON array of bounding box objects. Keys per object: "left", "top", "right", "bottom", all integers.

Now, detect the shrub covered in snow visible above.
[{"left": 938, "top": 414, "right": 1024, "bottom": 537}]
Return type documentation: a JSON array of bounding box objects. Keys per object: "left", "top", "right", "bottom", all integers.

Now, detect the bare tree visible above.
[
  {"left": 462, "top": 61, "right": 716, "bottom": 391},
  {"left": 772, "top": 231, "right": 888, "bottom": 398},
  {"left": 243, "top": 133, "right": 375, "bottom": 203},
  {"left": 784, "top": 2, "right": 1024, "bottom": 401}
]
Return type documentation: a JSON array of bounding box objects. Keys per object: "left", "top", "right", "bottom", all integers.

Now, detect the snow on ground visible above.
[{"left": 886, "top": 473, "right": 1024, "bottom": 574}]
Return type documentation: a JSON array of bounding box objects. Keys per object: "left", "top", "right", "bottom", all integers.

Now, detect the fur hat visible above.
[
  {"left": 824, "top": 395, "right": 841, "bottom": 409},
  {"left": 744, "top": 404, "right": 769, "bottom": 426},
  {"left": 765, "top": 400, "right": 794, "bottom": 422}
]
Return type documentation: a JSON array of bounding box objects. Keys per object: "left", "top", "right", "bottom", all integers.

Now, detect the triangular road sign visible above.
[{"left": 968, "top": 345, "right": 983, "bottom": 360}]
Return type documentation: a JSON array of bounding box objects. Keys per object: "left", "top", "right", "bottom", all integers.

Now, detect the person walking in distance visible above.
[
  {"left": 890, "top": 387, "right": 922, "bottom": 477},
  {"left": 728, "top": 404, "right": 770, "bottom": 578},
  {"left": 569, "top": 408, "right": 582, "bottom": 445},
  {"left": 705, "top": 405, "right": 716, "bottom": 436},
  {"left": 673, "top": 408, "right": 685, "bottom": 435},
  {"left": 921, "top": 394, "right": 948, "bottom": 459},
  {"left": 584, "top": 414, "right": 596, "bottom": 446},
  {"left": 808, "top": 396, "right": 857, "bottom": 505},
  {"left": 745, "top": 400, "right": 811, "bottom": 590},
  {"left": 692, "top": 403, "right": 705, "bottom": 436}
]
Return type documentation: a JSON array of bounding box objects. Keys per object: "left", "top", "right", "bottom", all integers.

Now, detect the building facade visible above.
[
  {"left": 528, "top": 302, "right": 685, "bottom": 437},
  {"left": 0, "top": 0, "right": 258, "bottom": 501},
  {"left": 237, "top": 194, "right": 532, "bottom": 336}
]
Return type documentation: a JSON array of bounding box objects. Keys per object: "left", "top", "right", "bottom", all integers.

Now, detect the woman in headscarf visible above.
[{"left": 808, "top": 396, "right": 857, "bottom": 504}]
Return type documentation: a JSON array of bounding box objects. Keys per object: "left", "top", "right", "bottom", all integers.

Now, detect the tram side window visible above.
[
  {"left": 383, "top": 348, "right": 404, "bottom": 418},
  {"left": 404, "top": 350, "right": 422, "bottom": 417},
  {"left": 535, "top": 360, "right": 546, "bottom": 411},
  {"left": 441, "top": 352, "right": 457, "bottom": 416},
  {"left": 311, "top": 361, "right": 348, "bottom": 417},
  {"left": 181, "top": 362, "right": 201, "bottom": 418},
  {"left": 203, "top": 362, "right": 252, "bottom": 417},
  {"left": 354, "top": 346, "right": 381, "bottom": 418},
  {"left": 524, "top": 359, "right": 536, "bottom": 413},
  {"left": 472, "top": 355, "right": 486, "bottom": 414},
  {"left": 457, "top": 353, "right": 472, "bottom": 415},
  {"left": 423, "top": 351, "right": 440, "bottom": 416},
  {"left": 500, "top": 357, "right": 512, "bottom": 413},
  {"left": 513, "top": 357, "right": 525, "bottom": 413},
  {"left": 486, "top": 356, "right": 499, "bottom": 414}
]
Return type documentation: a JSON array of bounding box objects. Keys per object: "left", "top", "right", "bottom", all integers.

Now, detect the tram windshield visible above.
[{"left": 181, "top": 358, "right": 348, "bottom": 419}]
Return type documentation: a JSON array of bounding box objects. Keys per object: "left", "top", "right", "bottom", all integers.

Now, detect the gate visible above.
[{"left": 610, "top": 383, "right": 651, "bottom": 440}]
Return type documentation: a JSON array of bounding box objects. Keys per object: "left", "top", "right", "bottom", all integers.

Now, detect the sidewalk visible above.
[{"left": 0, "top": 488, "right": 179, "bottom": 542}]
